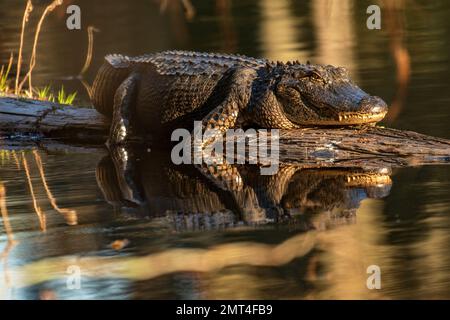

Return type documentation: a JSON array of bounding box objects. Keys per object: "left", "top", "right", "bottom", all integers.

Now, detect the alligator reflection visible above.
[{"left": 96, "top": 146, "right": 392, "bottom": 228}]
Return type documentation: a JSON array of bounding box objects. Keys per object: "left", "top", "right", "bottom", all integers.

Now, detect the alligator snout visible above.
[
  {"left": 359, "top": 96, "right": 388, "bottom": 115},
  {"left": 334, "top": 95, "right": 388, "bottom": 125}
]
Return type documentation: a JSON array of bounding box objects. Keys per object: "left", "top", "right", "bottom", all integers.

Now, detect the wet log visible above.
[
  {"left": 0, "top": 96, "right": 108, "bottom": 143},
  {"left": 279, "top": 127, "right": 450, "bottom": 168},
  {"left": 1, "top": 96, "right": 450, "bottom": 168}
]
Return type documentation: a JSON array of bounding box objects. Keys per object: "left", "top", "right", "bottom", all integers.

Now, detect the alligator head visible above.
[
  {"left": 273, "top": 62, "right": 388, "bottom": 126},
  {"left": 281, "top": 167, "right": 392, "bottom": 215}
]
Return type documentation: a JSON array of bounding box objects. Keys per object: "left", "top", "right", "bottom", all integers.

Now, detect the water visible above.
[{"left": 1, "top": 0, "right": 450, "bottom": 299}]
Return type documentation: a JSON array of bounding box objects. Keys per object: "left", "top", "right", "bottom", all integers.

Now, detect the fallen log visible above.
[
  {"left": 0, "top": 96, "right": 108, "bottom": 144},
  {"left": 1, "top": 95, "right": 450, "bottom": 168}
]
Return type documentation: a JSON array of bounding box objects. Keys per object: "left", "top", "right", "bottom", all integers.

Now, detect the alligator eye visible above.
[{"left": 310, "top": 71, "right": 322, "bottom": 81}]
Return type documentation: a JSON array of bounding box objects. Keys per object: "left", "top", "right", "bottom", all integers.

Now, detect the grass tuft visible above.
[
  {"left": 0, "top": 54, "right": 13, "bottom": 93},
  {"left": 35, "top": 85, "right": 54, "bottom": 102},
  {"left": 57, "top": 86, "right": 77, "bottom": 105}
]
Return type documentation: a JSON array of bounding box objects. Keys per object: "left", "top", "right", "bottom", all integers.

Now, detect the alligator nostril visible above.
[
  {"left": 370, "top": 104, "right": 386, "bottom": 114},
  {"left": 360, "top": 96, "right": 388, "bottom": 114}
]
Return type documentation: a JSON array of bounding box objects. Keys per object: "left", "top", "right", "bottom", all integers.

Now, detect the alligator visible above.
[
  {"left": 91, "top": 50, "right": 388, "bottom": 146},
  {"left": 96, "top": 147, "right": 392, "bottom": 226}
]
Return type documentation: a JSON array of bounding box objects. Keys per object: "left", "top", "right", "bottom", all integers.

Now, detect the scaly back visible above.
[{"left": 106, "top": 50, "right": 267, "bottom": 76}]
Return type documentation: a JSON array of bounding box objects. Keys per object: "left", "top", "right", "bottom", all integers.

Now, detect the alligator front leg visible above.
[
  {"left": 200, "top": 67, "right": 257, "bottom": 147},
  {"left": 244, "top": 164, "right": 299, "bottom": 220},
  {"left": 108, "top": 73, "right": 141, "bottom": 146}
]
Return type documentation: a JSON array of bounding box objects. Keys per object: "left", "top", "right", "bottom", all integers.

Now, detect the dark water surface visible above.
[{"left": 1, "top": 0, "right": 450, "bottom": 299}]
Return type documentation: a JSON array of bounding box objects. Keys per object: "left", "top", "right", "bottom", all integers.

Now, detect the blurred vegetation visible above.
[{"left": 0, "top": 0, "right": 78, "bottom": 105}]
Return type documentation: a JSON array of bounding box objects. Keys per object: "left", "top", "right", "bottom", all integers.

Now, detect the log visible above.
[
  {"left": 0, "top": 96, "right": 108, "bottom": 144},
  {"left": 1, "top": 95, "right": 450, "bottom": 168}
]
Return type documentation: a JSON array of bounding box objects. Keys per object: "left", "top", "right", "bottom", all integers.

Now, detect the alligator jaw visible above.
[
  {"left": 297, "top": 110, "right": 388, "bottom": 126},
  {"left": 310, "top": 168, "right": 392, "bottom": 187},
  {"left": 344, "top": 171, "right": 392, "bottom": 187},
  {"left": 336, "top": 110, "right": 388, "bottom": 125},
  {"left": 303, "top": 168, "right": 391, "bottom": 186}
]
